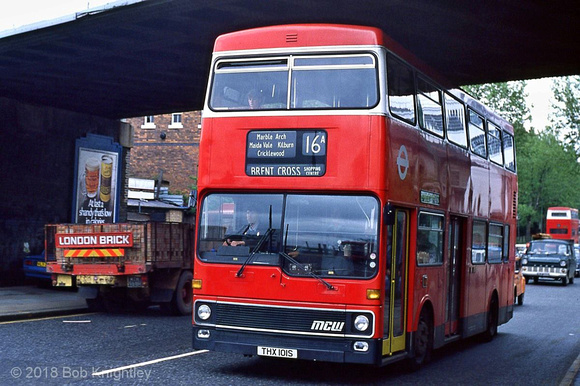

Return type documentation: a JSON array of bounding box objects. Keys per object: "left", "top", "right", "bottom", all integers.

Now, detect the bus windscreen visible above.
[{"left": 198, "top": 193, "right": 379, "bottom": 279}]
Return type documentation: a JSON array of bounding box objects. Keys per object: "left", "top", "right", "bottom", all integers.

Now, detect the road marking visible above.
[
  {"left": 91, "top": 350, "right": 209, "bottom": 376},
  {"left": 0, "top": 313, "right": 96, "bottom": 325}
]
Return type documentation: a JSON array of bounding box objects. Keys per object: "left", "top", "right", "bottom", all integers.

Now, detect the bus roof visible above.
[
  {"left": 214, "top": 24, "right": 384, "bottom": 51},
  {"left": 548, "top": 207, "right": 578, "bottom": 212},
  {"left": 211, "top": 24, "right": 513, "bottom": 131},
  {"left": 213, "top": 24, "right": 446, "bottom": 87}
]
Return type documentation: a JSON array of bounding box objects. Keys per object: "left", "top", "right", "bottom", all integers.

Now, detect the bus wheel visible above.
[
  {"left": 167, "top": 271, "right": 193, "bottom": 315},
  {"left": 482, "top": 296, "right": 498, "bottom": 342},
  {"left": 408, "top": 309, "right": 433, "bottom": 371}
]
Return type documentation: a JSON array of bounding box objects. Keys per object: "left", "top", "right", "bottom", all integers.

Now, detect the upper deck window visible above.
[
  {"left": 387, "top": 55, "right": 416, "bottom": 124},
  {"left": 209, "top": 54, "right": 378, "bottom": 111},
  {"left": 503, "top": 132, "right": 516, "bottom": 171},
  {"left": 444, "top": 93, "right": 468, "bottom": 148},
  {"left": 211, "top": 58, "right": 289, "bottom": 110},
  {"left": 468, "top": 109, "right": 487, "bottom": 158},
  {"left": 417, "top": 77, "right": 443, "bottom": 137},
  {"left": 487, "top": 121, "right": 503, "bottom": 165}
]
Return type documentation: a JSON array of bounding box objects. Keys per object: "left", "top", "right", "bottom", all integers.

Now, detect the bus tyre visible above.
[
  {"left": 168, "top": 271, "right": 193, "bottom": 316},
  {"left": 482, "top": 296, "right": 498, "bottom": 342},
  {"left": 408, "top": 309, "right": 433, "bottom": 371}
]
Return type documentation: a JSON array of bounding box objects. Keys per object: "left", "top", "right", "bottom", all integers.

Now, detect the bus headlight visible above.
[
  {"left": 197, "top": 304, "right": 212, "bottom": 320},
  {"left": 354, "top": 315, "right": 370, "bottom": 331}
]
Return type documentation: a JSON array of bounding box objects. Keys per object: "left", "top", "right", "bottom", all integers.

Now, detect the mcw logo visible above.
[{"left": 310, "top": 320, "right": 345, "bottom": 332}]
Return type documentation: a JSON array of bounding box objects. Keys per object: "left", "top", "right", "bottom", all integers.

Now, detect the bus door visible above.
[
  {"left": 445, "top": 216, "right": 463, "bottom": 336},
  {"left": 465, "top": 220, "right": 488, "bottom": 335},
  {"left": 383, "top": 209, "right": 409, "bottom": 355}
]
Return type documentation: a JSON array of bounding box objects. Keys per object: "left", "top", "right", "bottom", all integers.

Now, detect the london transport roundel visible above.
[{"left": 397, "top": 145, "right": 409, "bottom": 180}]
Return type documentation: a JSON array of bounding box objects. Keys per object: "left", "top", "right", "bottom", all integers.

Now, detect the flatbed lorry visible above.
[{"left": 45, "top": 222, "right": 194, "bottom": 314}]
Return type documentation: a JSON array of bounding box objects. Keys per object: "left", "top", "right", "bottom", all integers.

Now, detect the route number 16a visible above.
[{"left": 302, "top": 131, "right": 327, "bottom": 156}]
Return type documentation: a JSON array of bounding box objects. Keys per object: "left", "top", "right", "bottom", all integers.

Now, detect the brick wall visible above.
[
  {"left": 0, "top": 97, "right": 121, "bottom": 285},
  {"left": 125, "top": 111, "right": 201, "bottom": 195}
]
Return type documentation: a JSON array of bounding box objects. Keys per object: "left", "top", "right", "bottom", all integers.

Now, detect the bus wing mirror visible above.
[
  {"left": 384, "top": 203, "right": 395, "bottom": 226},
  {"left": 188, "top": 189, "right": 198, "bottom": 209}
]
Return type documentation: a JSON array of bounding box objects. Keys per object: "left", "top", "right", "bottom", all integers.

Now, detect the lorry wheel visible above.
[
  {"left": 86, "top": 295, "right": 105, "bottom": 312},
  {"left": 103, "top": 296, "right": 125, "bottom": 313},
  {"left": 561, "top": 276, "right": 568, "bottom": 286},
  {"left": 167, "top": 271, "right": 193, "bottom": 315}
]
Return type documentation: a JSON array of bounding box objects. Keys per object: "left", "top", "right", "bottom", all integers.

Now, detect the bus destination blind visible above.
[{"left": 246, "top": 130, "right": 327, "bottom": 177}]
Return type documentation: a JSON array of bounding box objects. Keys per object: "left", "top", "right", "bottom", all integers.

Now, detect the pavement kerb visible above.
[
  {"left": 0, "top": 308, "right": 89, "bottom": 323},
  {"left": 560, "top": 351, "right": 580, "bottom": 386}
]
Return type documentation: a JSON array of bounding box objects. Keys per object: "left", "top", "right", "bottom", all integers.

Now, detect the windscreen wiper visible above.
[
  {"left": 236, "top": 227, "right": 275, "bottom": 277},
  {"left": 279, "top": 251, "right": 336, "bottom": 291},
  {"left": 237, "top": 205, "right": 274, "bottom": 277}
]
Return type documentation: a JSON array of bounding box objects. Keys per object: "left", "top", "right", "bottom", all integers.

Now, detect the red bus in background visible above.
[
  {"left": 192, "top": 24, "right": 518, "bottom": 368},
  {"left": 546, "top": 207, "right": 579, "bottom": 243}
]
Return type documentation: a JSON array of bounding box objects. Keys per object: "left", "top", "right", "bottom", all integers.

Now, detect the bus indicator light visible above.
[{"left": 366, "top": 289, "right": 381, "bottom": 300}]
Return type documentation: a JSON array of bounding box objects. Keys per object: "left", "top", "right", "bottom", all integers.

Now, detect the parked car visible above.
[
  {"left": 575, "top": 244, "right": 579, "bottom": 277},
  {"left": 22, "top": 251, "right": 51, "bottom": 281},
  {"left": 521, "top": 239, "right": 576, "bottom": 285},
  {"left": 515, "top": 244, "right": 527, "bottom": 257},
  {"left": 514, "top": 256, "right": 525, "bottom": 305}
]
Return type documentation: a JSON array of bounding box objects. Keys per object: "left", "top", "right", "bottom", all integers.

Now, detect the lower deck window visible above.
[{"left": 416, "top": 212, "right": 444, "bottom": 265}]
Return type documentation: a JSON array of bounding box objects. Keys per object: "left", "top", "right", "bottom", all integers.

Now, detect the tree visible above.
[
  {"left": 550, "top": 76, "right": 580, "bottom": 156},
  {"left": 463, "top": 81, "right": 530, "bottom": 139},
  {"left": 516, "top": 132, "right": 580, "bottom": 238}
]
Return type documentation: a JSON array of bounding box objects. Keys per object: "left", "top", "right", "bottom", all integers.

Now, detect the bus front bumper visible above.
[{"left": 193, "top": 327, "right": 383, "bottom": 365}]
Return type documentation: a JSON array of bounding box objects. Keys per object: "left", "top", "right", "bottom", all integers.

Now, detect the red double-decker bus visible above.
[
  {"left": 192, "top": 24, "right": 518, "bottom": 367},
  {"left": 546, "top": 207, "right": 579, "bottom": 243}
]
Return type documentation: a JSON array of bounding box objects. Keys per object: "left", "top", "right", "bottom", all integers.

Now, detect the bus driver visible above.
[{"left": 224, "top": 207, "right": 265, "bottom": 247}]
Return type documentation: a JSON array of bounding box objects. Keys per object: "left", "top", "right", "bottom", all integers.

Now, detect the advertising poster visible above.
[{"left": 74, "top": 141, "right": 120, "bottom": 224}]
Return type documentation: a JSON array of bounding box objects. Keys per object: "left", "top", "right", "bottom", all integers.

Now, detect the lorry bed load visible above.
[{"left": 46, "top": 222, "right": 194, "bottom": 314}]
